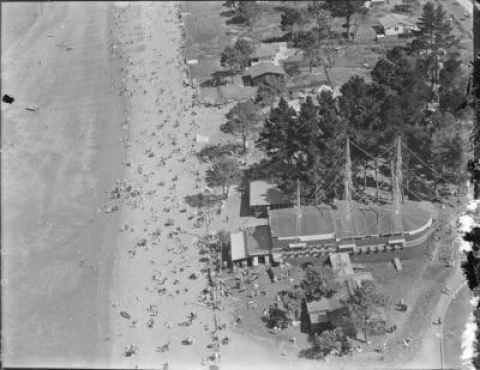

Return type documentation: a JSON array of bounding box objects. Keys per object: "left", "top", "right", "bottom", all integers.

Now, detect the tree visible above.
[
  {"left": 205, "top": 157, "right": 241, "bottom": 197},
  {"left": 438, "top": 53, "right": 468, "bottom": 114},
  {"left": 301, "top": 265, "right": 341, "bottom": 301},
  {"left": 462, "top": 227, "right": 480, "bottom": 289},
  {"left": 255, "top": 75, "right": 286, "bottom": 106},
  {"left": 256, "top": 94, "right": 344, "bottom": 204},
  {"left": 342, "top": 281, "right": 388, "bottom": 342},
  {"left": 299, "top": 328, "right": 352, "bottom": 359},
  {"left": 237, "top": 1, "right": 259, "bottom": 27},
  {"left": 409, "top": 2, "right": 458, "bottom": 93},
  {"left": 184, "top": 192, "right": 223, "bottom": 235},
  {"left": 280, "top": 6, "right": 306, "bottom": 39},
  {"left": 257, "top": 97, "right": 298, "bottom": 165},
  {"left": 220, "top": 38, "right": 254, "bottom": 73},
  {"left": 223, "top": 0, "right": 239, "bottom": 9},
  {"left": 221, "top": 100, "right": 262, "bottom": 152},
  {"left": 323, "top": 0, "right": 365, "bottom": 40},
  {"left": 430, "top": 112, "right": 464, "bottom": 184},
  {"left": 196, "top": 143, "right": 244, "bottom": 163},
  {"left": 293, "top": 30, "right": 323, "bottom": 73}
]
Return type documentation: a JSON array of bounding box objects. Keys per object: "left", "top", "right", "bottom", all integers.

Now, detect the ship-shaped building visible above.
[{"left": 230, "top": 136, "right": 434, "bottom": 266}]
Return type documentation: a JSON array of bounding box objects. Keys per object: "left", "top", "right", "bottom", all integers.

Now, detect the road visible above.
[{"left": 2, "top": 3, "right": 123, "bottom": 367}]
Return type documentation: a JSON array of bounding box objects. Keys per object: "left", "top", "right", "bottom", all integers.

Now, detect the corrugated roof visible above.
[
  {"left": 230, "top": 232, "right": 247, "bottom": 261},
  {"left": 378, "top": 13, "right": 415, "bottom": 29},
  {"left": 269, "top": 206, "right": 335, "bottom": 238},
  {"left": 306, "top": 297, "right": 343, "bottom": 324},
  {"left": 334, "top": 200, "right": 431, "bottom": 238},
  {"left": 244, "top": 225, "right": 272, "bottom": 255},
  {"left": 269, "top": 200, "right": 431, "bottom": 239},
  {"left": 253, "top": 43, "right": 281, "bottom": 59},
  {"left": 249, "top": 180, "right": 290, "bottom": 207},
  {"left": 198, "top": 85, "right": 258, "bottom": 105},
  {"left": 243, "top": 62, "right": 285, "bottom": 79}
]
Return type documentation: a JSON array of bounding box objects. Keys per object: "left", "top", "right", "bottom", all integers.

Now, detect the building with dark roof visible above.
[
  {"left": 249, "top": 180, "right": 292, "bottom": 217},
  {"left": 242, "top": 62, "right": 285, "bottom": 86}
]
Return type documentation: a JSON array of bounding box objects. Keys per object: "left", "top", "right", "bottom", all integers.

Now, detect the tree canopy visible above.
[
  {"left": 221, "top": 100, "right": 262, "bottom": 152},
  {"left": 323, "top": 0, "right": 365, "bottom": 40},
  {"left": 301, "top": 265, "right": 341, "bottom": 301},
  {"left": 220, "top": 38, "right": 254, "bottom": 73},
  {"left": 205, "top": 156, "right": 241, "bottom": 197},
  {"left": 342, "top": 281, "right": 388, "bottom": 342},
  {"left": 299, "top": 328, "right": 352, "bottom": 359}
]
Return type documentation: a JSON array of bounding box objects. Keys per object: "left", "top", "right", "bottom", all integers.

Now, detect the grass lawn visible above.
[{"left": 181, "top": 1, "right": 232, "bottom": 82}]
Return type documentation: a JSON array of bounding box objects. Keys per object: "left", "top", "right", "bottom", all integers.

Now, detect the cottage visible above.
[
  {"left": 249, "top": 180, "right": 292, "bottom": 217},
  {"left": 229, "top": 225, "right": 273, "bottom": 267},
  {"left": 242, "top": 62, "right": 286, "bottom": 87},
  {"left": 375, "top": 14, "right": 418, "bottom": 37},
  {"left": 305, "top": 296, "right": 354, "bottom": 336}
]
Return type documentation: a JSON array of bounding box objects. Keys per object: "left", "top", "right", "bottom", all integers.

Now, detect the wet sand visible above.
[{"left": 2, "top": 2, "right": 124, "bottom": 366}]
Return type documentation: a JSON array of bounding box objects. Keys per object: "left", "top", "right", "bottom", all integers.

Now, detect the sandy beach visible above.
[{"left": 3, "top": 2, "right": 469, "bottom": 369}]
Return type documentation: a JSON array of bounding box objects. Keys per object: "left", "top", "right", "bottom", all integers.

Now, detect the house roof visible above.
[
  {"left": 243, "top": 62, "right": 285, "bottom": 79},
  {"left": 334, "top": 200, "right": 432, "bottom": 238},
  {"left": 378, "top": 13, "right": 416, "bottom": 29},
  {"left": 269, "top": 206, "right": 335, "bottom": 238},
  {"left": 268, "top": 200, "right": 431, "bottom": 239},
  {"left": 198, "top": 85, "right": 258, "bottom": 105},
  {"left": 244, "top": 225, "right": 273, "bottom": 255},
  {"left": 253, "top": 42, "right": 286, "bottom": 59},
  {"left": 249, "top": 180, "right": 291, "bottom": 207},
  {"left": 306, "top": 297, "right": 344, "bottom": 324},
  {"left": 230, "top": 232, "right": 247, "bottom": 261}
]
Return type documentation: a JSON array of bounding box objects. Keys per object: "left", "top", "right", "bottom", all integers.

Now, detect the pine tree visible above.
[
  {"left": 410, "top": 2, "right": 457, "bottom": 92},
  {"left": 323, "top": 0, "right": 365, "bottom": 40},
  {"left": 221, "top": 100, "right": 262, "bottom": 153}
]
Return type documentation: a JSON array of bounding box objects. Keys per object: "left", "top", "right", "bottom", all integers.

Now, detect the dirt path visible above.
[{"left": 2, "top": 2, "right": 124, "bottom": 367}]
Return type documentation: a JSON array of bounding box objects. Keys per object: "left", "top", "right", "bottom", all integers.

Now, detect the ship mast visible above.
[
  {"left": 392, "top": 135, "right": 403, "bottom": 234},
  {"left": 344, "top": 137, "right": 353, "bottom": 235},
  {"left": 296, "top": 178, "right": 302, "bottom": 235}
]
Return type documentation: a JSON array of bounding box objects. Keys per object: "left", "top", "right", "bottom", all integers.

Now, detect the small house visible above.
[
  {"left": 249, "top": 180, "right": 292, "bottom": 217},
  {"left": 305, "top": 296, "right": 355, "bottom": 336},
  {"left": 250, "top": 42, "right": 288, "bottom": 66},
  {"left": 375, "top": 13, "right": 418, "bottom": 37},
  {"left": 242, "top": 62, "right": 286, "bottom": 87},
  {"left": 229, "top": 225, "right": 273, "bottom": 267}
]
